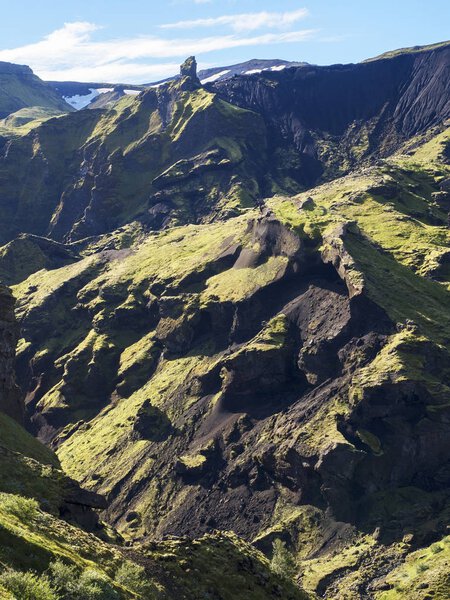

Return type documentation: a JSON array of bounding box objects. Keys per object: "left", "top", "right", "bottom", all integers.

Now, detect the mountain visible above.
[
  {"left": 46, "top": 59, "right": 306, "bottom": 111},
  {"left": 148, "top": 58, "right": 309, "bottom": 87},
  {"left": 48, "top": 81, "right": 144, "bottom": 110},
  {"left": 0, "top": 285, "right": 306, "bottom": 599},
  {"left": 0, "top": 61, "right": 72, "bottom": 119},
  {"left": 211, "top": 41, "right": 450, "bottom": 180},
  {"left": 0, "top": 45, "right": 449, "bottom": 599},
  {"left": 197, "top": 58, "right": 309, "bottom": 83},
  {"left": 0, "top": 46, "right": 448, "bottom": 245}
]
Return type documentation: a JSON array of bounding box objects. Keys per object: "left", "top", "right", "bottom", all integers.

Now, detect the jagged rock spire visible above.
[{"left": 180, "top": 56, "right": 198, "bottom": 79}]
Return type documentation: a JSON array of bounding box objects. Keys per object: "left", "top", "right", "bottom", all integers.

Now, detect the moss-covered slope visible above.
[
  {"left": 2, "top": 125, "right": 448, "bottom": 597},
  {"left": 0, "top": 62, "right": 71, "bottom": 119},
  {"left": 0, "top": 71, "right": 268, "bottom": 245},
  {"left": 0, "top": 285, "right": 307, "bottom": 600}
]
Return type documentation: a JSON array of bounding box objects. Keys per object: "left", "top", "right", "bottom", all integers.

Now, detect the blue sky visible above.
[{"left": 0, "top": 0, "right": 448, "bottom": 83}]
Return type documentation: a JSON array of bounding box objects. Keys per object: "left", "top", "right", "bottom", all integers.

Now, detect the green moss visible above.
[
  {"left": 356, "top": 429, "right": 383, "bottom": 455},
  {"left": 202, "top": 256, "right": 288, "bottom": 303},
  {"left": 178, "top": 453, "right": 207, "bottom": 469},
  {"left": 0, "top": 413, "right": 56, "bottom": 467},
  {"left": 379, "top": 535, "right": 450, "bottom": 599}
]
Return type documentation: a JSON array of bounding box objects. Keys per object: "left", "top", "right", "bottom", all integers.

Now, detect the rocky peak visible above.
[{"left": 180, "top": 56, "right": 198, "bottom": 80}]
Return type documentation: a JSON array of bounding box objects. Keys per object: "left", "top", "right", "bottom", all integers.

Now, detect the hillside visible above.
[
  {"left": 0, "top": 284, "right": 306, "bottom": 599},
  {"left": 0, "top": 61, "right": 72, "bottom": 119},
  {"left": 0, "top": 47, "right": 449, "bottom": 247},
  {"left": 0, "top": 43, "right": 449, "bottom": 599}
]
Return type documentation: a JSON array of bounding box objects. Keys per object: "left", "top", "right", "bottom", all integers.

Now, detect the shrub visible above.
[
  {"left": 416, "top": 563, "right": 430, "bottom": 574},
  {"left": 49, "top": 561, "right": 119, "bottom": 600},
  {"left": 0, "top": 569, "right": 56, "bottom": 600},
  {"left": 270, "top": 539, "right": 297, "bottom": 581},
  {"left": 48, "top": 561, "right": 77, "bottom": 598},
  {"left": 77, "top": 569, "right": 119, "bottom": 600},
  {"left": 0, "top": 493, "right": 39, "bottom": 523},
  {"left": 115, "top": 561, "right": 156, "bottom": 597}
]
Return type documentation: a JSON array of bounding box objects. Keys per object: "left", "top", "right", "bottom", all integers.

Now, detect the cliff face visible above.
[
  {"left": 0, "top": 285, "right": 22, "bottom": 423},
  {"left": 0, "top": 44, "right": 449, "bottom": 598},
  {"left": 212, "top": 43, "right": 450, "bottom": 181}
]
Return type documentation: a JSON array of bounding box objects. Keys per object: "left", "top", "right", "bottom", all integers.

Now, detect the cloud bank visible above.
[
  {"left": 160, "top": 8, "right": 309, "bottom": 33},
  {"left": 0, "top": 12, "right": 317, "bottom": 83}
]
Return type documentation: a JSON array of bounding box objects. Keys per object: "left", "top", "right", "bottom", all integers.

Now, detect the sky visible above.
[{"left": 0, "top": 0, "right": 448, "bottom": 83}]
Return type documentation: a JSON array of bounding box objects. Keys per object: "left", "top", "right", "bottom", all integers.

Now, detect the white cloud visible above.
[
  {"left": 160, "top": 8, "right": 309, "bottom": 32},
  {"left": 0, "top": 21, "right": 317, "bottom": 83}
]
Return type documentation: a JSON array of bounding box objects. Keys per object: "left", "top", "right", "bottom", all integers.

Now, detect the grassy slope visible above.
[
  {"left": 364, "top": 40, "right": 450, "bottom": 62},
  {"left": 4, "top": 123, "right": 450, "bottom": 597},
  {"left": 0, "top": 491, "right": 307, "bottom": 600},
  {"left": 0, "top": 70, "right": 71, "bottom": 118},
  {"left": 0, "top": 79, "right": 267, "bottom": 244}
]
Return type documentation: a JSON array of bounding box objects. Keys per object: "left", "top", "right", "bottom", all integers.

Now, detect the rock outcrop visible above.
[
  {"left": 0, "top": 285, "right": 23, "bottom": 423},
  {"left": 180, "top": 56, "right": 198, "bottom": 80}
]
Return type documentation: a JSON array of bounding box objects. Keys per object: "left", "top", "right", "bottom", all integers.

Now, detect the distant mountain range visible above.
[{"left": 47, "top": 59, "right": 308, "bottom": 110}]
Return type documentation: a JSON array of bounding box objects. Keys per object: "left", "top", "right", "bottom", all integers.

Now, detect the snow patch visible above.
[
  {"left": 200, "top": 70, "right": 230, "bottom": 84},
  {"left": 96, "top": 88, "right": 114, "bottom": 94},
  {"left": 64, "top": 88, "right": 99, "bottom": 110},
  {"left": 245, "top": 69, "right": 263, "bottom": 75},
  {"left": 271, "top": 65, "right": 287, "bottom": 71},
  {"left": 124, "top": 89, "right": 141, "bottom": 95}
]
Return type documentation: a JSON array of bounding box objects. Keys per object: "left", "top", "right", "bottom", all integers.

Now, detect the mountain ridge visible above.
[{"left": 0, "top": 41, "right": 449, "bottom": 599}]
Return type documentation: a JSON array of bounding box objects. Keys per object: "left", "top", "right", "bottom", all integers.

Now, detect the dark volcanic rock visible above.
[
  {"left": 180, "top": 56, "right": 198, "bottom": 80},
  {"left": 212, "top": 43, "right": 450, "bottom": 183}
]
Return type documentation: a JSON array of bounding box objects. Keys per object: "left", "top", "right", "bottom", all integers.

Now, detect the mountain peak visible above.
[{"left": 180, "top": 56, "right": 198, "bottom": 79}]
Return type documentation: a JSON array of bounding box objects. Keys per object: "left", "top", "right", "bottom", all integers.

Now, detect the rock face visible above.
[
  {"left": 0, "top": 70, "right": 267, "bottom": 244},
  {"left": 0, "top": 45, "right": 448, "bottom": 245},
  {"left": 0, "top": 285, "right": 23, "bottom": 423},
  {"left": 180, "top": 56, "right": 198, "bottom": 80},
  {"left": 212, "top": 42, "right": 450, "bottom": 182}
]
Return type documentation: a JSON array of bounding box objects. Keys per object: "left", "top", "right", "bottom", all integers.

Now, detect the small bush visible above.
[
  {"left": 49, "top": 561, "right": 119, "bottom": 600},
  {"left": 431, "top": 544, "right": 444, "bottom": 554},
  {"left": 0, "top": 493, "right": 39, "bottom": 523},
  {"left": 77, "top": 569, "right": 119, "bottom": 600},
  {"left": 0, "top": 569, "right": 56, "bottom": 600},
  {"left": 48, "top": 561, "right": 77, "bottom": 598},
  {"left": 115, "top": 561, "right": 156, "bottom": 597},
  {"left": 416, "top": 562, "right": 430, "bottom": 574},
  {"left": 270, "top": 539, "right": 297, "bottom": 581}
]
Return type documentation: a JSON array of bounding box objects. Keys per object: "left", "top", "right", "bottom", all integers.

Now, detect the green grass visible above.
[
  {"left": 364, "top": 40, "right": 450, "bottom": 62},
  {"left": 378, "top": 536, "right": 450, "bottom": 599}
]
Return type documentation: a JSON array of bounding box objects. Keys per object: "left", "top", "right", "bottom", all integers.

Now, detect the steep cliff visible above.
[
  {"left": 0, "top": 292, "right": 304, "bottom": 599},
  {"left": 3, "top": 123, "right": 448, "bottom": 597},
  {"left": 212, "top": 42, "right": 450, "bottom": 183},
  {"left": 0, "top": 43, "right": 448, "bottom": 247},
  {"left": 0, "top": 285, "right": 22, "bottom": 422}
]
